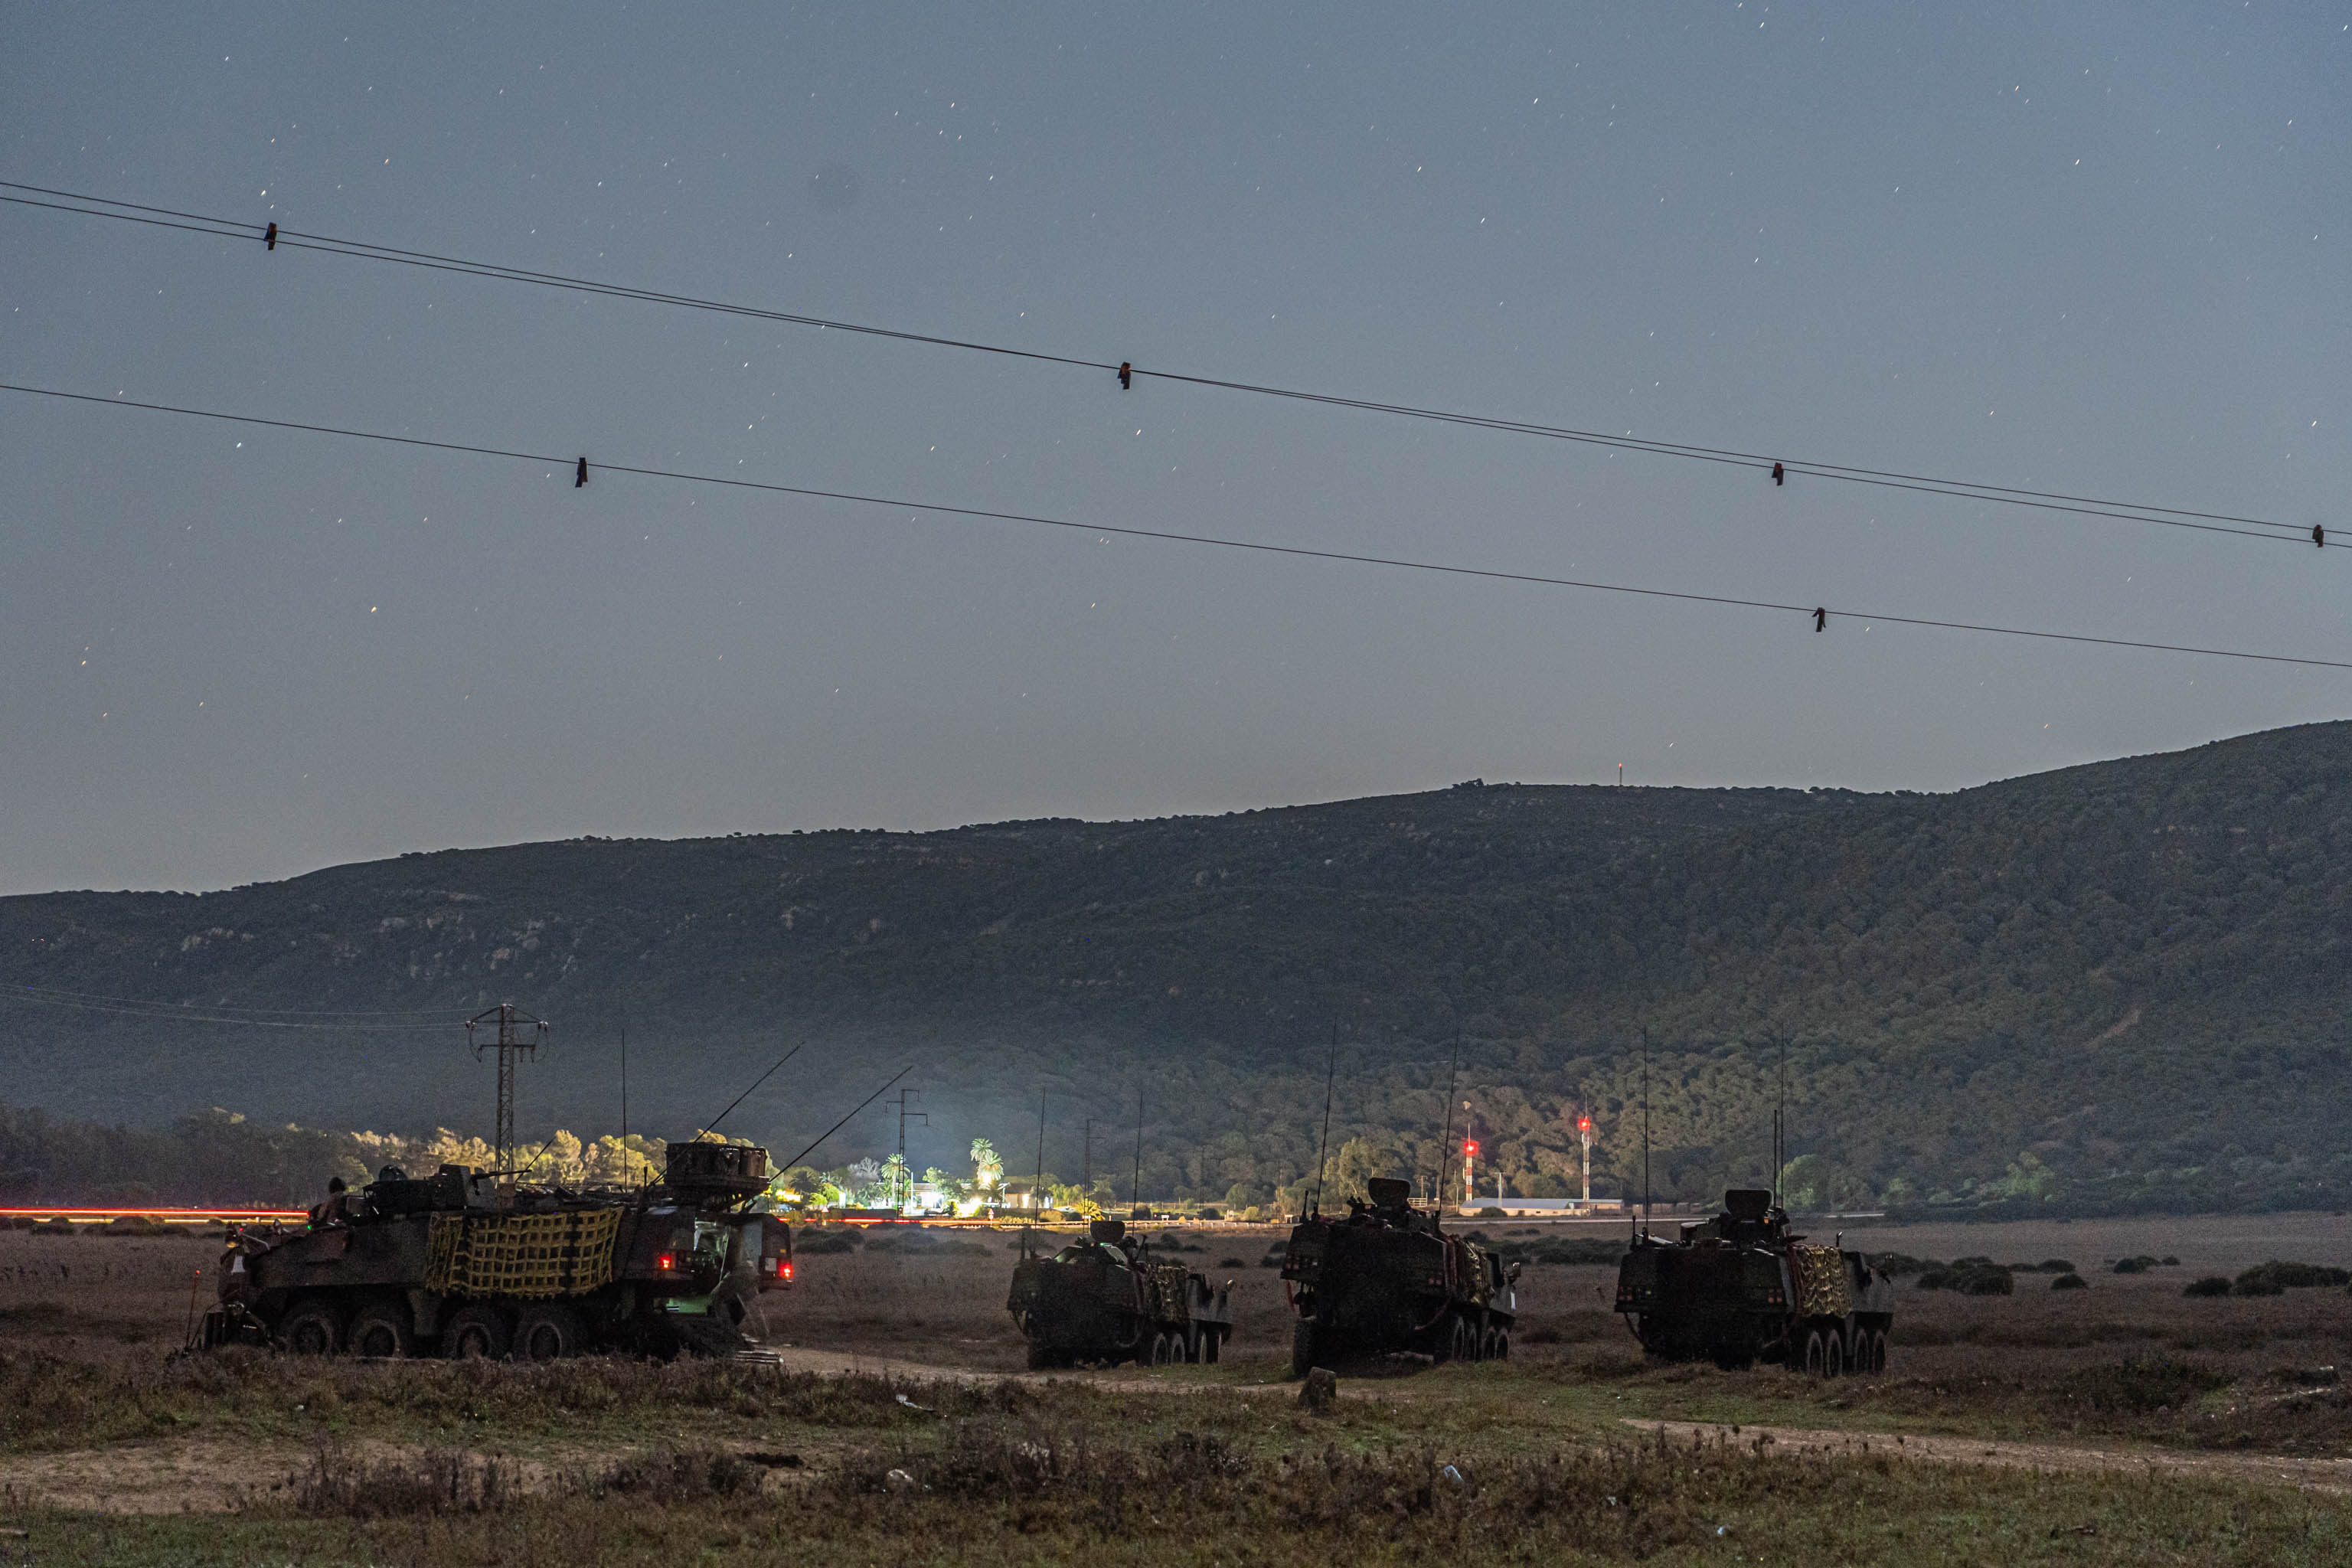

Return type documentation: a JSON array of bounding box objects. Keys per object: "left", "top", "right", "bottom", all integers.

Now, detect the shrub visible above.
[
  {"left": 2235, "top": 1261, "right": 2351, "bottom": 1293},
  {"left": 2051, "top": 1273, "right": 2089, "bottom": 1291},
  {"left": 1868, "top": 1253, "right": 1938, "bottom": 1278},
  {"left": 2183, "top": 1276, "right": 2233, "bottom": 1298},
  {"left": 2059, "top": 1357, "right": 2230, "bottom": 1413},
  {"left": 1955, "top": 1266, "right": 2014, "bottom": 1296},
  {"left": 1217, "top": 1257, "right": 1249, "bottom": 1269},
  {"left": 2112, "top": 1256, "right": 2158, "bottom": 1275}
]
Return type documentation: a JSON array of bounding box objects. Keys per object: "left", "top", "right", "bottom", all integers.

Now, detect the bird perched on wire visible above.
[
  {"left": 1772, "top": 462, "right": 1785, "bottom": 486},
  {"left": 1813, "top": 606, "right": 1826, "bottom": 632},
  {"left": 264, "top": 222, "right": 277, "bottom": 251},
  {"left": 2314, "top": 524, "right": 2327, "bottom": 548},
  {"left": 575, "top": 457, "right": 588, "bottom": 488},
  {"left": 1117, "top": 361, "right": 1132, "bottom": 390}
]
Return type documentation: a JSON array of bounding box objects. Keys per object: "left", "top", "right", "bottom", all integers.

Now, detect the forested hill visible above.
[{"left": 8, "top": 720, "right": 2352, "bottom": 1217}]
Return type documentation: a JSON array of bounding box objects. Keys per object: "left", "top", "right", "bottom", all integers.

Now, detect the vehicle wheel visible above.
[
  {"left": 279, "top": 1298, "right": 343, "bottom": 1356},
  {"left": 1026, "top": 1338, "right": 1056, "bottom": 1371},
  {"left": 1148, "top": 1331, "right": 1170, "bottom": 1366},
  {"left": 1802, "top": 1328, "right": 1827, "bottom": 1377},
  {"left": 512, "top": 1304, "right": 586, "bottom": 1362},
  {"left": 1491, "top": 1327, "right": 1509, "bottom": 1362},
  {"left": 1455, "top": 1315, "right": 1478, "bottom": 1362},
  {"left": 1203, "top": 1329, "right": 1221, "bottom": 1364},
  {"left": 442, "top": 1303, "right": 511, "bottom": 1361},
  {"left": 348, "top": 1301, "right": 414, "bottom": 1359},
  {"left": 1870, "top": 1329, "right": 1889, "bottom": 1373},
  {"left": 1292, "top": 1320, "right": 1321, "bottom": 1378},
  {"left": 1824, "top": 1331, "right": 1844, "bottom": 1379}
]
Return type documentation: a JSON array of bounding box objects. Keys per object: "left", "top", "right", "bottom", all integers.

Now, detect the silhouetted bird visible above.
[
  {"left": 575, "top": 457, "right": 588, "bottom": 488},
  {"left": 1118, "top": 361, "right": 1132, "bottom": 390},
  {"left": 1772, "top": 462, "right": 1785, "bottom": 486},
  {"left": 264, "top": 222, "right": 277, "bottom": 251},
  {"left": 1813, "top": 606, "right": 1826, "bottom": 632},
  {"left": 2315, "top": 524, "right": 2327, "bottom": 548}
]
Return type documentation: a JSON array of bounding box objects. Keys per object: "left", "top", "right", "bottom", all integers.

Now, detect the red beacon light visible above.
[{"left": 655, "top": 1253, "right": 677, "bottom": 1272}]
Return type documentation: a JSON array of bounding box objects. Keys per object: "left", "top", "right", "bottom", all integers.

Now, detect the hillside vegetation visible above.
[{"left": 7, "top": 723, "right": 2352, "bottom": 1215}]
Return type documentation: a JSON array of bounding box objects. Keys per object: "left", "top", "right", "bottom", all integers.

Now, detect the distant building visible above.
[{"left": 1452, "top": 1197, "right": 1625, "bottom": 1217}]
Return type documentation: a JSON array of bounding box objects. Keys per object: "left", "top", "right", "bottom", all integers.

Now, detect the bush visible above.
[
  {"left": 1475, "top": 1207, "right": 1508, "bottom": 1219},
  {"left": 1955, "top": 1267, "right": 2015, "bottom": 1296},
  {"left": 2235, "top": 1260, "right": 2351, "bottom": 1293},
  {"left": 2112, "top": 1255, "right": 2158, "bottom": 1274},
  {"left": 1217, "top": 1257, "right": 1249, "bottom": 1269},
  {"left": 2051, "top": 1273, "right": 2089, "bottom": 1291},
  {"left": 2059, "top": 1357, "right": 2230, "bottom": 1413},
  {"left": 2183, "top": 1276, "right": 2233, "bottom": 1298}
]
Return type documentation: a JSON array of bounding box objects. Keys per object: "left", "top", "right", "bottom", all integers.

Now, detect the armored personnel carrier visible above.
[
  {"left": 1007, "top": 1218, "right": 1233, "bottom": 1370},
  {"left": 196, "top": 1140, "right": 792, "bottom": 1360},
  {"left": 1614, "top": 1188, "right": 1894, "bottom": 1374},
  {"left": 1280, "top": 1177, "right": 1517, "bottom": 1375}
]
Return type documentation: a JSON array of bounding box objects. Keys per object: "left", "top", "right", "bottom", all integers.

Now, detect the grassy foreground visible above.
[{"left": 3, "top": 1351, "right": 2349, "bottom": 1566}]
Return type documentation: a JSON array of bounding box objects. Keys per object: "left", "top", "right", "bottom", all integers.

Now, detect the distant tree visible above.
[{"left": 970, "top": 1138, "right": 1003, "bottom": 1193}]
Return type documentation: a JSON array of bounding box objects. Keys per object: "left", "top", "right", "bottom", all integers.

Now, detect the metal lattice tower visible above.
[
  {"left": 889, "top": 1088, "right": 927, "bottom": 1209},
  {"left": 466, "top": 1002, "right": 547, "bottom": 1168}
]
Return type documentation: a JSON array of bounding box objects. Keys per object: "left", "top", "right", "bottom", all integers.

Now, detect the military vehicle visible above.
[
  {"left": 1613, "top": 1187, "right": 1895, "bottom": 1374},
  {"left": 1008, "top": 1218, "right": 1233, "bottom": 1369},
  {"left": 1280, "top": 1177, "right": 1517, "bottom": 1375},
  {"left": 194, "top": 1140, "right": 792, "bottom": 1360}
]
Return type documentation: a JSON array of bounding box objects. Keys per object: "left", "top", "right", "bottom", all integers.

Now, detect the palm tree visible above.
[{"left": 970, "top": 1138, "right": 1003, "bottom": 1192}]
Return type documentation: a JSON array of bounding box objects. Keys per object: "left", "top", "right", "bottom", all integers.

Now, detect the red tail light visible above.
[
  {"left": 782, "top": 1260, "right": 793, "bottom": 1281},
  {"left": 655, "top": 1253, "right": 676, "bottom": 1272}
]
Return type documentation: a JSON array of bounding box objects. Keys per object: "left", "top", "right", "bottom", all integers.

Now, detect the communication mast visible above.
[
  {"left": 1578, "top": 1112, "right": 1594, "bottom": 1207},
  {"left": 466, "top": 1002, "right": 548, "bottom": 1169}
]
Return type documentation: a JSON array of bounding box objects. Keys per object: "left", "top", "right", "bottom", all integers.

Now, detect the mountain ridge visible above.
[{"left": 7, "top": 723, "right": 2352, "bottom": 1215}]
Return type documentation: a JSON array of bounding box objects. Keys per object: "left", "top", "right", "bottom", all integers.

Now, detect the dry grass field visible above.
[{"left": 2, "top": 1214, "right": 2349, "bottom": 1564}]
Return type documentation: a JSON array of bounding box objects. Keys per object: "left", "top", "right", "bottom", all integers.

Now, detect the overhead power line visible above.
[
  {"left": 5, "top": 379, "right": 2346, "bottom": 673},
  {"left": 2, "top": 179, "right": 2331, "bottom": 554},
  {"left": 5, "top": 984, "right": 459, "bottom": 1031},
  {"left": 7, "top": 982, "right": 456, "bottom": 1018}
]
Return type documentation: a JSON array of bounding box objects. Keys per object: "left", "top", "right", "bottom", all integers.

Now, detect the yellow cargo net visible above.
[
  {"left": 426, "top": 1209, "right": 622, "bottom": 1299},
  {"left": 1788, "top": 1243, "right": 1854, "bottom": 1318}
]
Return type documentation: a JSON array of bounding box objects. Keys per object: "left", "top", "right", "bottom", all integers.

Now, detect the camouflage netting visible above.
[
  {"left": 1788, "top": 1243, "right": 1853, "bottom": 1318},
  {"left": 426, "top": 1208, "right": 622, "bottom": 1298}
]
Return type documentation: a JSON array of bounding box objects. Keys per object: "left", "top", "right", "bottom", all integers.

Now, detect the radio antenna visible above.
[
  {"left": 1130, "top": 1086, "right": 1145, "bottom": 1217},
  {"left": 1310, "top": 1018, "right": 1339, "bottom": 1217},
  {"left": 776, "top": 1065, "right": 912, "bottom": 1173},
  {"left": 701, "top": 1040, "right": 805, "bottom": 1138},
  {"left": 1640, "top": 1025, "right": 1652, "bottom": 1240},
  {"left": 1435, "top": 1029, "right": 1462, "bottom": 1224},
  {"left": 1774, "top": 1033, "right": 1788, "bottom": 1210}
]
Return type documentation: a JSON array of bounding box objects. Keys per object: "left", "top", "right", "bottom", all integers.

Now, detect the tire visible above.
[
  {"left": 1870, "top": 1329, "right": 1889, "bottom": 1373},
  {"left": 1147, "top": 1331, "right": 1169, "bottom": 1366},
  {"left": 1802, "top": 1328, "right": 1827, "bottom": 1377},
  {"left": 1491, "top": 1327, "right": 1509, "bottom": 1363},
  {"left": 1026, "top": 1338, "right": 1056, "bottom": 1371},
  {"left": 442, "top": 1303, "right": 511, "bottom": 1361},
  {"left": 348, "top": 1301, "right": 414, "bottom": 1359},
  {"left": 1203, "top": 1329, "right": 1221, "bottom": 1365},
  {"left": 1480, "top": 1325, "right": 1503, "bottom": 1362},
  {"left": 512, "top": 1304, "right": 586, "bottom": 1362},
  {"left": 1824, "top": 1331, "right": 1844, "bottom": 1379},
  {"left": 1292, "top": 1320, "right": 1321, "bottom": 1378},
  {"left": 280, "top": 1298, "right": 343, "bottom": 1356},
  {"left": 1452, "top": 1315, "right": 1477, "bottom": 1363}
]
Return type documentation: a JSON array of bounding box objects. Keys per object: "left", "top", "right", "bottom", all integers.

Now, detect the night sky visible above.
[{"left": 5, "top": 3, "right": 2346, "bottom": 894}]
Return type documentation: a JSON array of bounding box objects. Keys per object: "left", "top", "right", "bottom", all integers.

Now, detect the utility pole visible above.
[
  {"left": 466, "top": 1003, "right": 548, "bottom": 1171},
  {"left": 1034, "top": 1089, "right": 1047, "bottom": 1212},
  {"left": 1083, "top": 1116, "right": 1093, "bottom": 1193},
  {"left": 890, "top": 1088, "right": 927, "bottom": 1210}
]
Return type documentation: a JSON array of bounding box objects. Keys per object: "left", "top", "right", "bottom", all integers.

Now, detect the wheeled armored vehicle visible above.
[
  {"left": 198, "top": 1140, "right": 792, "bottom": 1360},
  {"left": 1281, "top": 1177, "right": 1517, "bottom": 1374},
  {"left": 1614, "top": 1187, "right": 1894, "bottom": 1374},
  {"left": 1008, "top": 1218, "right": 1233, "bottom": 1369}
]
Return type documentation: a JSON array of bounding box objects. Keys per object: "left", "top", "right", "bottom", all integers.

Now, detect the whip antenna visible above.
[
  {"left": 701, "top": 1040, "right": 806, "bottom": 1139},
  {"left": 1435, "top": 1028, "right": 1462, "bottom": 1223},
  {"left": 776, "top": 1065, "right": 912, "bottom": 1173},
  {"left": 1310, "top": 1018, "right": 1339, "bottom": 1217}
]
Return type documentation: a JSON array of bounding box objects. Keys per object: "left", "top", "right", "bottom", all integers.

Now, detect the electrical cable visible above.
[
  {"left": 5, "top": 378, "right": 2346, "bottom": 671},
  {"left": 5, "top": 981, "right": 458, "bottom": 1017},
  {"left": 2, "top": 179, "right": 2329, "bottom": 552},
  {"left": 2, "top": 988, "right": 458, "bottom": 1030}
]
